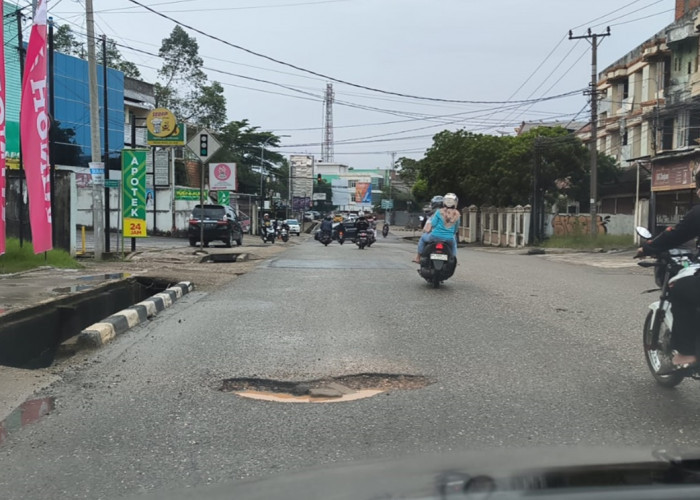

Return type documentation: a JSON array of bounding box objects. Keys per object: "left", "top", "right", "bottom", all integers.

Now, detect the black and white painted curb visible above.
[{"left": 78, "top": 281, "right": 194, "bottom": 348}]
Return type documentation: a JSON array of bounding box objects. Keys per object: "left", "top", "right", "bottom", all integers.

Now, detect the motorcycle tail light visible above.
[
  {"left": 436, "top": 243, "right": 444, "bottom": 250},
  {"left": 217, "top": 220, "right": 227, "bottom": 225}
]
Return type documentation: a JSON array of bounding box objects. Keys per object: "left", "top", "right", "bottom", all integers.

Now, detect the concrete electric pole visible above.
[
  {"left": 569, "top": 27, "right": 610, "bottom": 237},
  {"left": 86, "top": 0, "right": 104, "bottom": 258}
]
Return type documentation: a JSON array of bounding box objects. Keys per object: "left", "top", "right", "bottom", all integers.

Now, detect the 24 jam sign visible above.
[{"left": 209, "top": 162, "right": 237, "bottom": 191}]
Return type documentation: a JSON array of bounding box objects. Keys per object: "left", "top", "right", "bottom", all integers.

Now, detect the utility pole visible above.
[
  {"left": 86, "top": 0, "right": 104, "bottom": 258},
  {"left": 16, "top": 9, "right": 24, "bottom": 248},
  {"left": 389, "top": 152, "right": 395, "bottom": 225},
  {"left": 569, "top": 27, "right": 610, "bottom": 237}
]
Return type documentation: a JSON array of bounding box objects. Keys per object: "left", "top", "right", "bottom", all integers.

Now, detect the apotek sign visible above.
[{"left": 122, "top": 150, "right": 148, "bottom": 238}]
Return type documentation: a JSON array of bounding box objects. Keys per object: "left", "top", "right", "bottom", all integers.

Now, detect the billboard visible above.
[
  {"left": 122, "top": 149, "right": 148, "bottom": 238},
  {"left": 355, "top": 182, "right": 372, "bottom": 203},
  {"left": 290, "top": 155, "right": 314, "bottom": 201}
]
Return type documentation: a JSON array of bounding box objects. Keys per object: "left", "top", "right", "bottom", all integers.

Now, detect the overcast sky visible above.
[{"left": 44, "top": 0, "right": 676, "bottom": 169}]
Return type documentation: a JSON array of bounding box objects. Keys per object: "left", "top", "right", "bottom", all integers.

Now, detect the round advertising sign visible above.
[
  {"left": 214, "top": 163, "right": 232, "bottom": 181},
  {"left": 146, "top": 108, "right": 177, "bottom": 137}
]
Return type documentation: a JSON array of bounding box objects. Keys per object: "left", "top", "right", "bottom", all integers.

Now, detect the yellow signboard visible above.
[
  {"left": 123, "top": 218, "right": 147, "bottom": 237},
  {"left": 146, "top": 108, "right": 177, "bottom": 138}
]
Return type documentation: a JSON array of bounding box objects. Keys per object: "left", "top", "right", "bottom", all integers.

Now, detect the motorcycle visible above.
[
  {"left": 636, "top": 226, "right": 700, "bottom": 387},
  {"left": 367, "top": 228, "right": 376, "bottom": 247},
  {"left": 319, "top": 230, "right": 332, "bottom": 246},
  {"left": 355, "top": 230, "right": 369, "bottom": 250},
  {"left": 277, "top": 227, "right": 289, "bottom": 242},
  {"left": 337, "top": 230, "right": 345, "bottom": 245},
  {"left": 262, "top": 225, "right": 276, "bottom": 244},
  {"left": 382, "top": 223, "right": 389, "bottom": 238},
  {"left": 417, "top": 240, "right": 457, "bottom": 288}
]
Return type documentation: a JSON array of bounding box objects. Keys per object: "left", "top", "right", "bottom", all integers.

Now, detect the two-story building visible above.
[{"left": 591, "top": 0, "right": 700, "bottom": 233}]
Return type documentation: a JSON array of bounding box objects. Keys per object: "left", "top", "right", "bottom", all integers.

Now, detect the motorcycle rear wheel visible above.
[{"left": 643, "top": 310, "right": 684, "bottom": 388}]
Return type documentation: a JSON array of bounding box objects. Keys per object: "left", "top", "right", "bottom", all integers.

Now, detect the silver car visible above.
[{"left": 285, "top": 219, "right": 301, "bottom": 236}]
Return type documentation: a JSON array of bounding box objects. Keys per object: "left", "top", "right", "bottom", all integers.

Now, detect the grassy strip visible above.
[
  {"left": 0, "top": 238, "right": 83, "bottom": 274},
  {"left": 541, "top": 233, "right": 635, "bottom": 250}
]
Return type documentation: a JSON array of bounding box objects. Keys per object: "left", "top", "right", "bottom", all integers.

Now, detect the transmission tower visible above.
[{"left": 322, "top": 83, "right": 334, "bottom": 162}]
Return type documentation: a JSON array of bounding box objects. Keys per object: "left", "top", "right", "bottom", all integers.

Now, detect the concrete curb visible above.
[{"left": 77, "top": 281, "right": 194, "bottom": 348}]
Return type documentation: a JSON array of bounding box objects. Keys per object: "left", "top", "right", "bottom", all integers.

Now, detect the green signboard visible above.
[
  {"left": 105, "top": 179, "right": 120, "bottom": 189},
  {"left": 147, "top": 122, "right": 186, "bottom": 146},
  {"left": 122, "top": 149, "right": 148, "bottom": 237},
  {"left": 381, "top": 199, "right": 393, "bottom": 209},
  {"left": 217, "top": 191, "right": 230, "bottom": 205},
  {"left": 175, "top": 188, "right": 208, "bottom": 200}
]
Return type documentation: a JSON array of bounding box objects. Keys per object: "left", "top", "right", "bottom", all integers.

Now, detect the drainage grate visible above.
[{"left": 220, "top": 374, "right": 434, "bottom": 403}]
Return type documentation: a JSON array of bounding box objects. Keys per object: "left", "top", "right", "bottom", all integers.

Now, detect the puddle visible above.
[
  {"left": 236, "top": 389, "right": 384, "bottom": 403},
  {"left": 0, "top": 397, "right": 54, "bottom": 446},
  {"left": 200, "top": 254, "right": 240, "bottom": 263},
  {"left": 77, "top": 273, "right": 129, "bottom": 281},
  {"left": 221, "top": 374, "right": 433, "bottom": 404}
]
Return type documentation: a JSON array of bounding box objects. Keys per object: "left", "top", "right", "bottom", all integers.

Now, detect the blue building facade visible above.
[{"left": 53, "top": 51, "right": 125, "bottom": 169}]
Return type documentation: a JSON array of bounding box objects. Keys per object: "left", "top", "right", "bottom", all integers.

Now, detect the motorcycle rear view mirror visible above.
[{"left": 636, "top": 226, "right": 652, "bottom": 240}]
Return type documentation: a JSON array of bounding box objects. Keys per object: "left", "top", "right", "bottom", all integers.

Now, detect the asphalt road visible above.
[{"left": 1, "top": 234, "right": 699, "bottom": 499}]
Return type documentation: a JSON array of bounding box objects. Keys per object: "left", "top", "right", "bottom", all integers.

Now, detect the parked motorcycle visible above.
[
  {"left": 355, "top": 230, "right": 369, "bottom": 250},
  {"left": 319, "top": 230, "right": 332, "bottom": 246},
  {"left": 417, "top": 240, "right": 457, "bottom": 288},
  {"left": 262, "top": 225, "right": 276, "bottom": 244},
  {"left": 636, "top": 226, "right": 700, "bottom": 387}
]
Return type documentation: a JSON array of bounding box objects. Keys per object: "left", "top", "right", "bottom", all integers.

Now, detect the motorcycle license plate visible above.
[{"left": 430, "top": 253, "right": 448, "bottom": 261}]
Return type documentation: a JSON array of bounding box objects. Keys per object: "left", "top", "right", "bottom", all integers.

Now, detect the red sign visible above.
[
  {"left": 209, "top": 162, "right": 237, "bottom": 191},
  {"left": 20, "top": 0, "right": 51, "bottom": 253}
]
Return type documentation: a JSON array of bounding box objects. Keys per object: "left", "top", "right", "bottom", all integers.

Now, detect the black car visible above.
[
  {"left": 313, "top": 221, "right": 358, "bottom": 241},
  {"left": 188, "top": 204, "right": 243, "bottom": 247}
]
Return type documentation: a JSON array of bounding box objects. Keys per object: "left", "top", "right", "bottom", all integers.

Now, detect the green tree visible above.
[
  {"left": 53, "top": 24, "right": 85, "bottom": 58},
  {"left": 104, "top": 39, "right": 141, "bottom": 78},
  {"left": 397, "top": 156, "right": 421, "bottom": 186},
  {"left": 205, "top": 119, "right": 284, "bottom": 194},
  {"left": 156, "top": 25, "right": 209, "bottom": 123},
  {"left": 412, "top": 126, "right": 614, "bottom": 208},
  {"left": 53, "top": 25, "right": 141, "bottom": 78},
  {"left": 194, "top": 82, "right": 227, "bottom": 130}
]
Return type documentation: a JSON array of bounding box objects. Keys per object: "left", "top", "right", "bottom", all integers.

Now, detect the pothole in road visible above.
[{"left": 220, "top": 373, "right": 434, "bottom": 403}]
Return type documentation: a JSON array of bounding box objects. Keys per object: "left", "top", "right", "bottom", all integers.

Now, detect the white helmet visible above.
[{"left": 443, "top": 193, "right": 458, "bottom": 208}]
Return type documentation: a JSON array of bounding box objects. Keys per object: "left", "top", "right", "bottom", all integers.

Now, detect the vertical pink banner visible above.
[
  {"left": 20, "top": 0, "right": 51, "bottom": 254},
  {"left": 0, "top": 2, "right": 5, "bottom": 255}
]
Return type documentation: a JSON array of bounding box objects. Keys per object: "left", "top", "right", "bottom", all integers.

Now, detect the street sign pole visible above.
[{"left": 200, "top": 158, "right": 205, "bottom": 249}]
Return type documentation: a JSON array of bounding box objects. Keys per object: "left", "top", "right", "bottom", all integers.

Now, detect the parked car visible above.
[
  {"left": 285, "top": 219, "right": 301, "bottom": 236},
  {"left": 188, "top": 204, "right": 243, "bottom": 247}
]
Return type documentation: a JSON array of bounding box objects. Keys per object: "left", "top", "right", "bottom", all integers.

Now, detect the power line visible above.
[{"left": 125, "top": 0, "right": 584, "bottom": 106}]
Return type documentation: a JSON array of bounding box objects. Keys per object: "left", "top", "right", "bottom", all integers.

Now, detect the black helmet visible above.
[{"left": 430, "top": 195, "right": 444, "bottom": 210}]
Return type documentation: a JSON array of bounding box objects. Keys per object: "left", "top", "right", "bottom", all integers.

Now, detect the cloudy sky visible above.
[{"left": 43, "top": 0, "right": 676, "bottom": 169}]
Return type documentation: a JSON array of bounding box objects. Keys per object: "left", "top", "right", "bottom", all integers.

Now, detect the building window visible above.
[
  {"left": 689, "top": 61, "right": 693, "bottom": 75},
  {"left": 662, "top": 118, "right": 674, "bottom": 150},
  {"left": 690, "top": 113, "right": 700, "bottom": 146},
  {"left": 622, "top": 130, "right": 628, "bottom": 146},
  {"left": 623, "top": 80, "right": 629, "bottom": 99}
]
